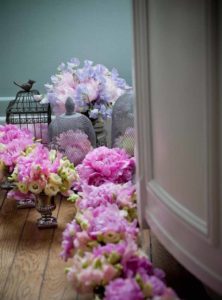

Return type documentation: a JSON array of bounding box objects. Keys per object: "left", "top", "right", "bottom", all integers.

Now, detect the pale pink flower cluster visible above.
[
  {"left": 60, "top": 204, "right": 138, "bottom": 262},
  {"left": 67, "top": 239, "right": 137, "bottom": 294},
  {"left": 0, "top": 124, "right": 33, "bottom": 172},
  {"left": 54, "top": 129, "right": 93, "bottom": 166},
  {"left": 74, "top": 182, "right": 137, "bottom": 221},
  {"left": 11, "top": 144, "right": 77, "bottom": 197},
  {"left": 76, "top": 146, "right": 135, "bottom": 186}
]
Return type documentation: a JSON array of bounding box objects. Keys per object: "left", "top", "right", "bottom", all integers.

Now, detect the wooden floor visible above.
[
  {"left": 0, "top": 189, "right": 93, "bottom": 300},
  {"left": 0, "top": 189, "right": 212, "bottom": 300}
]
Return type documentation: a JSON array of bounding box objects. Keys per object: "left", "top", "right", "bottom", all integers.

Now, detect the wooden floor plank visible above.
[
  {"left": 39, "top": 198, "right": 78, "bottom": 300},
  {"left": 0, "top": 189, "right": 7, "bottom": 209},
  {"left": 0, "top": 196, "right": 29, "bottom": 297},
  {"left": 2, "top": 197, "right": 60, "bottom": 300}
]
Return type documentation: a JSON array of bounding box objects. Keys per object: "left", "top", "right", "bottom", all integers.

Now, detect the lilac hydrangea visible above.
[{"left": 42, "top": 58, "right": 131, "bottom": 119}]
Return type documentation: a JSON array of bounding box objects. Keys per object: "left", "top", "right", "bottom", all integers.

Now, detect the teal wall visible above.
[{"left": 0, "top": 0, "right": 132, "bottom": 100}]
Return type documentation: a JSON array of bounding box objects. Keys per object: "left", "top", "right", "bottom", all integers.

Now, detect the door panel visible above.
[{"left": 133, "top": 0, "right": 222, "bottom": 294}]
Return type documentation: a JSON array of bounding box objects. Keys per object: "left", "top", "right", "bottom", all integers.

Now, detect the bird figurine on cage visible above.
[{"left": 13, "top": 79, "right": 36, "bottom": 92}]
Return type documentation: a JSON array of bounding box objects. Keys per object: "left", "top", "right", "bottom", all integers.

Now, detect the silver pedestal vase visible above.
[
  {"left": 0, "top": 169, "right": 14, "bottom": 190},
  {"left": 16, "top": 195, "right": 36, "bottom": 209},
  {"left": 35, "top": 193, "right": 57, "bottom": 229}
]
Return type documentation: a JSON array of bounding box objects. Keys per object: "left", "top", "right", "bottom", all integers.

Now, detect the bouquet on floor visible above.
[
  {"left": 76, "top": 146, "right": 135, "bottom": 188},
  {"left": 71, "top": 181, "right": 137, "bottom": 222},
  {"left": 42, "top": 58, "right": 130, "bottom": 120},
  {"left": 60, "top": 203, "right": 139, "bottom": 261},
  {"left": 65, "top": 237, "right": 179, "bottom": 300},
  {"left": 10, "top": 143, "right": 77, "bottom": 197},
  {"left": 0, "top": 124, "right": 34, "bottom": 182}
]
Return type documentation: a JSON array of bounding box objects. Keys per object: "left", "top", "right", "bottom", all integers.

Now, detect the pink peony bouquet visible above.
[
  {"left": 0, "top": 124, "right": 34, "bottom": 181},
  {"left": 42, "top": 58, "right": 130, "bottom": 119},
  {"left": 76, "top": 146, "right": 135, "bottom": 187},
  {"left": 51, "top": 129, "right": 93, "bottom": 166},
  {"left": 10, "top": 143, "right": 77, "bottom": 197}
]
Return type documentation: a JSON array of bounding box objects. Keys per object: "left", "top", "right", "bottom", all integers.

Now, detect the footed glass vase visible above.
[
  {"left": 35, "top": 193, "right": 57, "bottom": 229},
  {"left": 16, "top": 194, "right": 35, "bottom": 209},
  {"left": 0, "top": 169, "right": 14, "bottom": 190}
]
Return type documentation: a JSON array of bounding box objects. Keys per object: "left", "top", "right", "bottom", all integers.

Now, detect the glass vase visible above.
[
  {"left": 16, "top": 194, "right": 36, "bottom": 209},
  {"left": 35, "top": 193, "right": 57, "bottom": 229},
  {"left": 0, "top": 168, "right": 14, "bottom": 190}
]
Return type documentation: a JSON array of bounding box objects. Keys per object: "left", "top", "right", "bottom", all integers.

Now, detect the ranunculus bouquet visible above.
[
  {"left": 10, "top": 143, "right": 77, "bottom": 197},
  {"left": 42, "top": 58, "right": 130, "bottom": 120},
  {"left": 0, "top": 124, "right": 34, "bottom": 182}
]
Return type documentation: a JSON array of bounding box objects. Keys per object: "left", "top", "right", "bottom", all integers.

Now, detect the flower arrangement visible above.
[
  {"left": 42, "top": 58, "right": 130, "bottom": 119},
  {"left": 10, "top": 143, "right": 77, "bottom": 197},
  {"left": 61, "top": 146, "right": 179, "bottom": 300},
  {"left": 72, "top": 182, "right": 137, "bottom": 222},
  {"left": 60, "top": 204, "right": 138, "bottom": 261},
  {"left": 0, "top": 124, "right": 34, "bottom": 181},
  {"left": 76, "top": 146, "right": 135, "bottom": 187},
  {"left": 52, "top": 129, "right": 93, "bottom": 166}
]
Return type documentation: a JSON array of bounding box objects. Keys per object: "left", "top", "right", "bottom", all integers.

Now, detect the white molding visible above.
[
  {"left": 132, "top": 0, "right": 152, "bottom": 228},
  {"left": 133, "top": 0, "right": 222, "bottom": 295},
  {"left": 0, "top": 97, "right": 14, "bottom": 101},
  {"left": 146, "top": 208, "right": 222, "bottom": 293},
  {"left": 148, "top": 180, "right": 207, "bottom": 235}
]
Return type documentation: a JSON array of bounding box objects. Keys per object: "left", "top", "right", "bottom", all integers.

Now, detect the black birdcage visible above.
[{"left": 6, "top": 90, "right": 51, "bottom": 144}]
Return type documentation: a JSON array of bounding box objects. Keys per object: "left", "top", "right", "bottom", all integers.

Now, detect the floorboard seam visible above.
[
  {"left": 38, "top": 196, "right": 62, "bottom": 300},
  {"left": 1, "top": 207, "right": 30, "bottom": 295},
  {"left": 0, "top": 191, "right": 7, "bottom": 210}
]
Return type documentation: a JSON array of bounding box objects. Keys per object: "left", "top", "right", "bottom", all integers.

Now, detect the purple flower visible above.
[
  {"left": 44, "top": 58, "right": 130, "bottom": 118},
  {"left": 104, "top": 278, "right": 144, "bottom": 300},
  {"left": 123, "top": 255, "right": 154, "bottom": 278},
  {"left": 148, "top": 276, "right": 166, "bottom": 296}
]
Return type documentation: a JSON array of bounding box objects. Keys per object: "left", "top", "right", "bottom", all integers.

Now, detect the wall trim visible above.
[
  {"left": 148, "top": 180, "right": 207, "bottom": 235},
  {"left": 0, "top": 97, "right": 14, "bottom": 101}
]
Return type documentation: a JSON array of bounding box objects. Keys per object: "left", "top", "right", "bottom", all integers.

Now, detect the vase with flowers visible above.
[
  {"left": 10, "top": 143, "right": 77, "bottom": 228},
  {"left": 41, "top": 58, "right": 131, "bottom": 145},
  {"left": 0, "top": 125, "right": 34, "bottom": 208}
]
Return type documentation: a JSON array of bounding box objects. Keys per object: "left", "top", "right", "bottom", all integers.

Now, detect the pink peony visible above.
[{"left": 76, "top": 146, "right": 135, "bottom": 187}]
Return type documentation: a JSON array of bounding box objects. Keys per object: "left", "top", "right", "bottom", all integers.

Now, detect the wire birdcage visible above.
[
  {"left": 111, "top": 90, "right": 135, "bottom": 156},
  {"left": 6, "top": 90, "right": 51, "bottom": 144}
]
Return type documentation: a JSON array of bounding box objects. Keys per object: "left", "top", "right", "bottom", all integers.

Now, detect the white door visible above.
[{"left": 133, "top": 0, "right": 222, "bottom": 294}]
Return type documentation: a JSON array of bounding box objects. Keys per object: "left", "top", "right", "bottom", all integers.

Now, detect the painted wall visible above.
[{"left": 0, "top": 0, "right": 132, "bottom": 108}]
